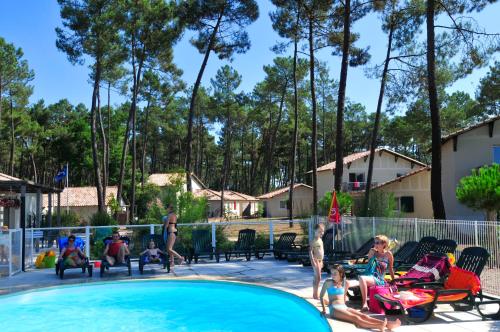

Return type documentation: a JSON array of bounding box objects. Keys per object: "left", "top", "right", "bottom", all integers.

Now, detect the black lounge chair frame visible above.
[
  {"left": 100, "top": 236, "right": 132, "bottom": 277},
  {"left": 224, "top": 229, "right": 256, "bottom": 261},
  {"left": 189, "top": 229, "right": 220, "bottom": 263},
  {"left": 254, "top": 232, "right": 298, "bottom": 260},
  {"left": 375, "top": 246, "right": 500, "bottom": 323},
  {"left": 138, "top": 234, "right": 168, "bottom": 274}
]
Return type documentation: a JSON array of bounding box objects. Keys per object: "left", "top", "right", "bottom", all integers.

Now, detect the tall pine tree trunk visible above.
[
  {"left": 97, "top": 87, "right": 107, "bottom": 207},
  {"left": 186, "top": 9, "right": 224, "bottom": 192},
  {"left": 334, "top": 0, "right": 350, "bottom": 193},
  {"left": 8, "top": 95, "right": 14, "bottom": 176},
  {"left": 220, "top": 120, "right": 232, "bottom": 218},
  {"left": 141, "top": 101, "right": 151, "bottom": 188},
  {"left": 426, "top": 0, "right": 446, "bottom": 219},
  {"left": 364, "top": 18, "right": 394, "bottom": 215},
  {"left": 308, "top": 16, "right": 318, "bottom": 216},
  {"left": 91, "top": 62, "right": 105, "bottom": 212},
  {"left": 288, "top": 3, "right": 300, "bottom": 222}
]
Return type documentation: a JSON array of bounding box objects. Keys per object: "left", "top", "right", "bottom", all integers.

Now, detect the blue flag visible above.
[{"left": 54, "top": 165, "right": 67, "bottom": 183}]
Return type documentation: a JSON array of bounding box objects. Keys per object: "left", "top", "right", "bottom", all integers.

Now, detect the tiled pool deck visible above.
[{"left": 1, "top": 257, "right": 499, "bottom": 332}]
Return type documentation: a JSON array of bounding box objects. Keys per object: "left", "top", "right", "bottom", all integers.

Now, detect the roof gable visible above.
[{"left": 257, "top": 183, "right": 312, "bottom": 199}]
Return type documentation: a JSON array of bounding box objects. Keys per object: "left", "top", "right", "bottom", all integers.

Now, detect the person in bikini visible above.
[
  {"left": 103, "top": 231, "right": 130, "bottom": 266},
  {"left": 163, "top": 204, "right": 184, "bottom": 270},
  {"left": 58, "top": 234, "right": 86, "bottom": 267},
  {"left": 310, "top": 223, "right": 325, "bottom": 299},
  {"left": 140, "top": 239, "right": 164, "bottom": 263},
  {"left": 320, "top": 264, "right": 401, "bottom": 332}
]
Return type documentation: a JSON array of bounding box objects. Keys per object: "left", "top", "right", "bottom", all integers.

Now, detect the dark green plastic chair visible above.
[
  {"left": 224, "top": 229, "right": 256, "bottom": 261},
  {"left": 138, "top": 234, "right": 168, "bottom": 274},
  {"left": 189, "top": 229, "right": 220, "bottom": 263}
]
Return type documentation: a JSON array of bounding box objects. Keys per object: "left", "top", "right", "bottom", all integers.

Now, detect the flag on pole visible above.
[
  {"left": 328, "top": 191, "right": 341, "bottom": 224},
  {"left": 54, "top": 165, "right": 68, "bottom": 183}
]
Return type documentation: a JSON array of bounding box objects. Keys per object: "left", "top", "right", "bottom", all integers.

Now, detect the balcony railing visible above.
[{"left": 341, "top": 182, "right": 378, "bottom": 191}]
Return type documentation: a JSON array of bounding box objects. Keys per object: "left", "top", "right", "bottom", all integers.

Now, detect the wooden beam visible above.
[
  {"left": 363, "top": 156, "right": 368, "bottom": 162},
  {"left": 453, "top": 136, "right": 458, "bottom": 152},
  {"left": 489, "top": 121, "right": 494, "bottom": 138},
  {"left": 347, "top": 162, "right": 352, "bottom": 169},
  {"left": 394, "top": 155, "right": 399, "bottom": 163},
  {"left": 378, "top": 150, "right": 383, "bottom": 157}
]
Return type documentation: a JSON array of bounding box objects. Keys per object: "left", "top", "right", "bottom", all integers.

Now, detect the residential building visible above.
[
  {"left": 147, "top": 173, "right": 206, "bottom": 191},
  {"left": 193, "top": 189, "right": 259, "bottom": 218},
  {"left": 441, "top": 115, "right": 500, "bottom": 220},
  {"left": 352, "top": 167, "right": 433, "bottom": 219},
  {"left": 257, "top": 184, "right": 313, "bottom": 218},
  {"left": 42, "top": 186, "right": 125, "bottom": 223},
  {"left": 311, "top": 148, "right": 427, "bottom": 199}
]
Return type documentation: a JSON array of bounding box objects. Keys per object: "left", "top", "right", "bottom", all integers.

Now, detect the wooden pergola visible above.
[{"left": 0, "top": 173, "right": 62, "bottom": 271}]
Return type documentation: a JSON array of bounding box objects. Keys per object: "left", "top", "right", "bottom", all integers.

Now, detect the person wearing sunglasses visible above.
[
  {"left": 358, "top": 234, "right": 395, "bottom": 311},
  {"left": 58, "top": 234, "right": 86, "bottom": 267}
]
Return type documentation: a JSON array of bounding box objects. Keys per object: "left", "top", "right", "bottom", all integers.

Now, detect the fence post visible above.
[
  {"left": 372, "top": 217, "right": 376, "bottom": 238},
  {"left": 150, "top": 224, "right": 155, "bottom": 235},
  {"left": 30, "top": 228, "right": 34, "bottom": 266},
  {"left": 211, "top": 222, "right": 216, "bottom": 251},
  {"left": 269, "top": 221, "right": 274, "bottom": 250},
  {"left": 474, "top": 220, "right": 479, "bottom": 247},
  {"left": 85, "top": 226, "right": 90, "bottom": 259},
  {"left": 414, "top": 218, "right": 418, "bottom": 241},
  {"left": 8, "top": 231, "right": 12, "bottom": 276}
]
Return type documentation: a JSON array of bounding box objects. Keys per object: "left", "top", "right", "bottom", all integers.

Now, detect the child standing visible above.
[{"left": 310, "top": 223, "right": 325, "bottom": 299}]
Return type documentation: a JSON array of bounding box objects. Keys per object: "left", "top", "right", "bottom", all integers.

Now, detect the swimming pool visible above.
[{"left": 0, "top": 280, "right": 331, "bottom": 331}]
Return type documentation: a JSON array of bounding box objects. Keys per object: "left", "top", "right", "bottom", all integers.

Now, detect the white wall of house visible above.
[
  {"left": 262, "top": 187, "right": 313, "bottom": 218},
  {"left": 317, "top": 152, "right": 424, "bottom": 198},
  {"left": 374, "top": 169, "right": 433, "bottom": 219},
  {"left": 206, "top": 200, "right": 259, "bottom": 218},
  {"left": 441, "top": 120, "right": 500, "bottom": 220}
]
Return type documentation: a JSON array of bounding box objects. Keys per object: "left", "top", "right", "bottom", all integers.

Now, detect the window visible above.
[
  {"left": 400, "top": 196, "right": 414, "bottom": 213},
  {"left": 494, "top": 146, "right": 500, "bottom": 164},
  {"left": 349, "top": 173, "right": 365, "bottom": 182},
  {"left": 280, "top": 200, "right": 287, "bottom": 209}
]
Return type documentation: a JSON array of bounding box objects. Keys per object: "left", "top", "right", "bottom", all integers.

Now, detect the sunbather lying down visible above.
[
  {"left": 320, "top": 264, "right": 401, "bottom": 332},
  {"left": 103, "top": 231, "right": 130, "bottom": 266}
]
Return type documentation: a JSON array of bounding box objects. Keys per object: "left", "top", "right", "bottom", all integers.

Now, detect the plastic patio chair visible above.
[
  {"left": 138, "top": 234, "right": 168, "bottom": 274},
  {"left": 189, "top": 229, "right": 220, "bottom": 264},
  {"left": 55, "top": 236, "right": 93, "bottom": 279},
  {"left": 224, "top": 229, "right": 256, "bottom": 261},
  {"left": 100, "top": 236, "right": 132, "bottom": 277}
]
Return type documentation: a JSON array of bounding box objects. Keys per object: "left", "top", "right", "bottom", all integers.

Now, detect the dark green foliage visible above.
[
  {"left": 90, "top": 211, "right": 117, "bottom": 226},
  {"left": 456, "top": 164, "right": 500, "bottom": 220},
  {"left": 318, "top": 191, "right": 353, "bottom": 216}
]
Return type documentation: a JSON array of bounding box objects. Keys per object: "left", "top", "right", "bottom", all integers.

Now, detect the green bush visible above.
[
  {"left": 50, "top": 211, "right": 81, "bottom": 227},
  {"left": 255, "top": 232, "right": 270, "bottom": 250},
  {"left": 456, "top": 163, "right": 500, "bottom": 221},
  {"left": 135, "top": 184, "right": 162, "bottom": 220},
  {"left": 90, "top": 211, "right": 117, "bottom": 226},
  {"left": 358, "top": 191, "right": 399, "bottom": 218},
  {"left": 319, "top": 191, "right": 353, "bottom": 216}
]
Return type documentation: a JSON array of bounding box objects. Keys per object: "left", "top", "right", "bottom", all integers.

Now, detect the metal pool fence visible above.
[{"left": 4, "top": 217, "right": 500, "bottom": 296}]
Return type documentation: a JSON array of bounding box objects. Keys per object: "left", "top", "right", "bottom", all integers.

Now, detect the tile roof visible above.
[
  {"left": 441, "top": 115, "right": 500, "bottom": 145},
  {"left": 0, "top": 173, "right": 22, "bottom": 181},
  {"left": 147, "top": 172, "right": 206, "bottom": 188},
  {"left": 42, "top": 186, "right": 119, "bottom": 207},
  {"left": 257, "top": 183, "right": 313, "bottom": 199},
  {"left": 311, "top": 148, "right": 427, "bottom": 173},
  {"left": 193, "top": 189, "right": 258, "bottom": 201}
]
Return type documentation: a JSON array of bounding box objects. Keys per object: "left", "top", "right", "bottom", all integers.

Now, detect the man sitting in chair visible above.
[{"left": 103, "top": 231, "right": 130, "bottom": 266}]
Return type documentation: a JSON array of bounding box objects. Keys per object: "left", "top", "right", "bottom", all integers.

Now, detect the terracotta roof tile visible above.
[
  {"left": 0, "top": 173, "right": 22, "bottom": 181},
  {"left": 257, "top": 183, "right": 312, "bottom": 199},
  {"left": 43, "top": 186, "right": 119, "bottom": 207},
  {"left": 193, "top": 189, "right": 258, "bottom": 201},
  {"left": 147, "top": 172, "right": 206, "bottom": 188},
  {"left": 311, "top": 148, "right": 426, "bottom": 173}
]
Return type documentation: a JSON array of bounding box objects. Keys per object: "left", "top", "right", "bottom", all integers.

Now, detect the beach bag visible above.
[{"left": 369, "top": 285, "right": 397, "bottom": 314}]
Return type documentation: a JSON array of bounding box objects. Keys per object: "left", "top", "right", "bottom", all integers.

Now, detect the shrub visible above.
[
  {"left": 50, "top": 211, "right": 81, "bottom": 227},
  {"left": 357, "top": 191, "right": 398, "bottom": 218},
  {"left": 319, "top": 191, "right": 353, "bottom": 216},
  {"left": 255, "top": 232, "right": 270, "bottom": 250},
  {"left": 456, "top": 163, "right": 500, "bottom": 221},
  {"left": 90, "top": 211, "right": 117, "bottom": 226}
]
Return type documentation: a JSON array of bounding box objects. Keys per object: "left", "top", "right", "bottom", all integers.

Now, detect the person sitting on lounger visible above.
[
  {"left": 320, "top": 264, "right": 401, "bottom": 332},
  {"left": 140, "top": 240, "right": 164, "bottom": 263},
  {"left": 58, "top": 234, "right": 86, "bottom": 267},
  {"left": 103, "top": 231, "right": 130, "bottom": 266}
]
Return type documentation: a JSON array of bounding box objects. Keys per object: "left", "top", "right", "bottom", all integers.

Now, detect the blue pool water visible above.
[{"left": 0, "top": 280, "right": 331, "bottom": 332}]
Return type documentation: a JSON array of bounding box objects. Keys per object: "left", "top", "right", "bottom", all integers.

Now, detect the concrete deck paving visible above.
[{"left": 1, "top": 256, "right": 499, "bottom": 332}]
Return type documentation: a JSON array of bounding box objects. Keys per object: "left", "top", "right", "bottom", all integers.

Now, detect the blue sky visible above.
[{"left": 0, "top": 0, "right": 498, "bottom": 113}]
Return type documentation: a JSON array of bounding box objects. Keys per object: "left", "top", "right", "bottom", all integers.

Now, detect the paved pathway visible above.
[{"left": 1, "top": 257, "right": 499, "bottom": 332}]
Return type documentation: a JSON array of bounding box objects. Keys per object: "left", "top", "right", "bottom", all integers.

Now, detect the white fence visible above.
[
  {"left": 0, "top": 229, "right": 22, "bottom": 276},
  {"left": 5, "top": 217, "right": 500, "bottom": 296}
]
